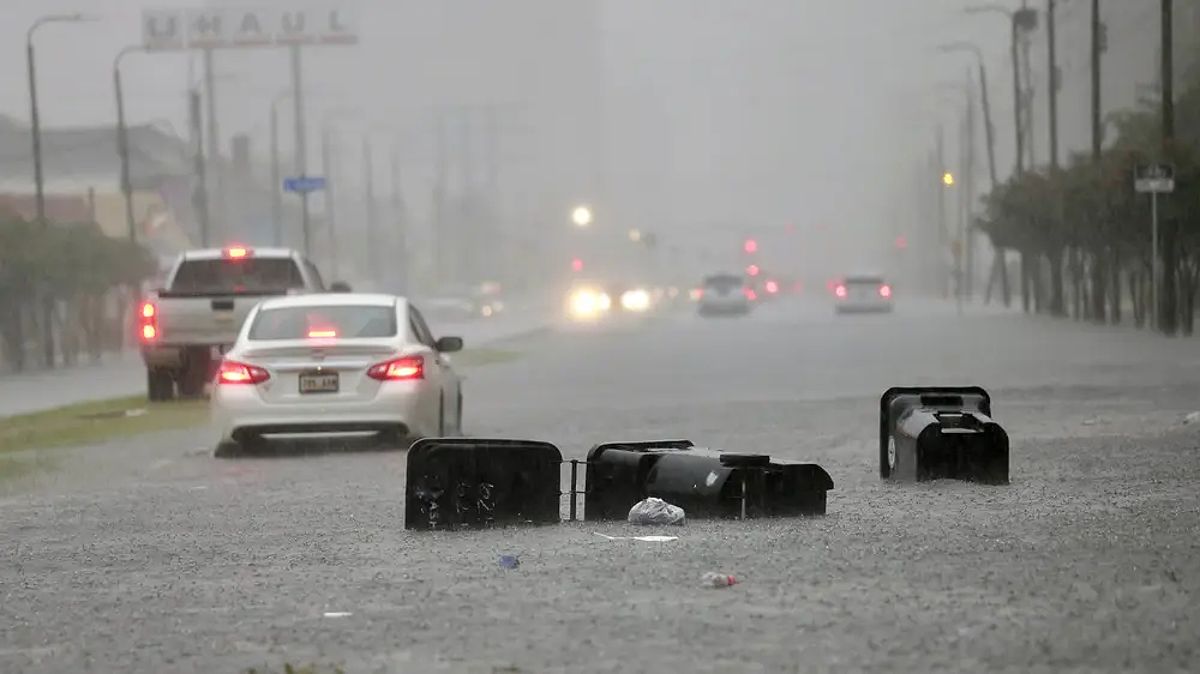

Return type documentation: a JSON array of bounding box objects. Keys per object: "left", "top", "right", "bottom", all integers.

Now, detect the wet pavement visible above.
[{"left": 2, "top": 297, "right": 1199, "bottom": 673}]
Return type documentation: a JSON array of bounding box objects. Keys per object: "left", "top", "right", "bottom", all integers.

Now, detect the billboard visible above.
[{"left": 142, "top": 7, "right": 358, "bottom": 51}]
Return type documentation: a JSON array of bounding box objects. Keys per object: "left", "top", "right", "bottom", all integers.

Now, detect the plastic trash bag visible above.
[{"left": 627, "top": 497, "right": 685, "bottom": 526}]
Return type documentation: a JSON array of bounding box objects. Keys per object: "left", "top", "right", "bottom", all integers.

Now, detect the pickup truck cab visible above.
[{"left": 138, "top": 245, "right": 326, "bottom": 400}]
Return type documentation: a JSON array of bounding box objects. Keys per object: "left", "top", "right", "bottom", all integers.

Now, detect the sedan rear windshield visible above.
[
  {"left": 249, "top": 305, "right": 397, "bottom": 340},
  {"left": 704, "top": 275, "right": 743, "bottom": 291},
  {"left": 169, "top": 258, "right": 304, "bottom": 295}
]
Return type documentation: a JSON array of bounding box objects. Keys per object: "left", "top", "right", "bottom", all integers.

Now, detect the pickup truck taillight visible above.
[{"left": 139, "top": 301, "right": 158, "bottom": 343}]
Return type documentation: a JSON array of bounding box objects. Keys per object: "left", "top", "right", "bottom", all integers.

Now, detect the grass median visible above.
[{"left": 0, "top": 395, "right": 208, "bottom": 458}]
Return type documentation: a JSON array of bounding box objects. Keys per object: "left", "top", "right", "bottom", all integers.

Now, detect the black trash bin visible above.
[
  {"left": 584, "top": 439, "right": 833, "bottom": 520},
  {"left": 879, "top": 386, "right": 1009, "bottom": 484},
  {"left": 405, "top": 438, "right": 562, "bottom": 530}
]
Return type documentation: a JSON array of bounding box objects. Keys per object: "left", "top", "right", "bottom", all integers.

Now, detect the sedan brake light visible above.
[
  {"left": 834, "top": 284, "right": 847, "bottom": 299},
  {"left": 879, "top": 284, "right": 892, "bottom": 298},
  {"left": 367, "top": 355, "right": 424, "bottom": 381},
  {"left": 217, "top": 360, "right": 270, "bottom": 385}
]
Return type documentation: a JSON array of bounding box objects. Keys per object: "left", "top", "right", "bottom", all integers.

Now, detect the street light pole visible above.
[
  {"left": 114, "top": 46, "right": 142, "bottom": 242},
  {"left": 27, "top": 14, "right": 92, "bottom": 227},
  {"left": 965, "top": 6, "right": 1026, "bottom": 177},
  {"left": 938, "top": 42, "right": 998, "bottom": 189}
]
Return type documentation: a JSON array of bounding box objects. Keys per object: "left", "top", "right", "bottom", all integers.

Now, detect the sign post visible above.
[{"left": 1134, "top": 163, "right": 1176, "bottom": 327}]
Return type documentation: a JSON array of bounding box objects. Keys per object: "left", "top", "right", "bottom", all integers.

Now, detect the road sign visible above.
[
  {"left": 1135, "top": 163, "right": 1175, "bottom": 194},
  {"left": 142, "top": 7, "right": 358, "bottom": 51},
  {"left": 284, "top": 176, "right": 326, "bottom": 193}
]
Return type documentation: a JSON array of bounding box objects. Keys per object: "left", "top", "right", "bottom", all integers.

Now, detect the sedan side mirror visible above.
[{"left": 435, "top": 336, "right": 463, "bottom": 353}]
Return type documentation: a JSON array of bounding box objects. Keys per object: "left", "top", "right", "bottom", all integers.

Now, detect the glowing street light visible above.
[
  {"left": 942, "top": 171, "right": 956, "bottom": 187},
  {"left": 571, "top": 205, "right": 593, "bottom": 228},
  {"left": 628, "top": 228, "right": 642, "bottom": 242}
]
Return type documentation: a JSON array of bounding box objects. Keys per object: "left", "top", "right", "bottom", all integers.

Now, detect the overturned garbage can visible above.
[
  {"left": 584, "top": 439, "right": 833, "bottom": 520},
  {"left": 405, "top": 438, "right": 562, "bottom": 530},
  {"left": 880, "top": 386, "right": 1009, "bottom": 485}
]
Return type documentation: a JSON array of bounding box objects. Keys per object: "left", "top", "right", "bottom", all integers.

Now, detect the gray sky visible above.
[{"left": 3, "top": 1, "right": 1079, "bottom": 276}]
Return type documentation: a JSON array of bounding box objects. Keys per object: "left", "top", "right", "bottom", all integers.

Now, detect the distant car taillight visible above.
[
  {"left": 138, "top": 301, "right": 158, "bottom": 343},
  {"left": 765, "top": 280, "right": 779, "bottom": 294},
  {"left": 835, "top": 284, "right": 847, "bottom": 298},
  {"left": 744, "top": 287, "right": 758, "bottom": 301},
  {"left": 367, "top": 356, "right": 424, "bottom": 381},
  {"left": 880, "top": 284, "right": 892, "bottom": 298},
  {"left": 217, "top": 360, "right": 270, "bottom": 385}
]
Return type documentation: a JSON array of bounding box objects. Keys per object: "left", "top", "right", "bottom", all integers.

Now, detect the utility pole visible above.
[
  {"left": 964, "top": 68, "right": 978, "bottom": 301},
  {"left": 1011, "top": 14, "right": 1025, "bottom": 176},
  {"left": 203, "top": 48, "right": 222, "bottom": 238},
  {"left": 269, "top": 96, "right": 282, "bottom": 246},
  {"left": 391, "top": 140, "right": 408, "bottom": 294},
  {"left": 937, "top": 124, "right": 949, "bottom": 300},
  {"left": 321, "top": 126, "right": 339, "bottom": 279},
  {"left": 1091, "top": 0, "right": 1103, "bottom": 158},
  {"left": 363, "top": 135, "right": 377, "bottom": 283},
  {"left": 114, "top": 46, "right": 140, "bottom": 242},
  {"left": 1047, "top": 0, "right": 1059, "bottom": 170},
  {"left": 1159, "top": 0, "right": 1176, "bottom": 334},
  {"left": 189, "top": 89, "right": 210, "bottom": 246},
  {"left": 433, "top": 112, "right": 447, "bottom": 287},
  {"left": 290, "top": 45, "right": 310, "bottom": 257}
]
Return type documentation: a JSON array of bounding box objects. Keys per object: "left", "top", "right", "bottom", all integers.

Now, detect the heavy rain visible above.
[{"left": 1, "top": 1, "right": 1199, "bottom": 672}]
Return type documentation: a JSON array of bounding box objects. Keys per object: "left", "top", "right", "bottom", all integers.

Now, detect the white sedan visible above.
[{"left": 211, "top": 293, "right": 464, "bottom": 457}]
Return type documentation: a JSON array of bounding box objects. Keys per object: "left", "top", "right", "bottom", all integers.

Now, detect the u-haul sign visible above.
[{"left": 142, "top": 7, "right": 358, "bottom": 51}]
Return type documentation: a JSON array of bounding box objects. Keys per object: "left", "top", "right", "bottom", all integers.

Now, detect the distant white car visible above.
[
  {"left": 210, "top": 293, "right": 464, "bottom": 457},
  {"left": 697, "top": 273, "right": 752, "bottom": 317},
  {"left": 834, "top": 274, "right": 894, "bottom": 314}
]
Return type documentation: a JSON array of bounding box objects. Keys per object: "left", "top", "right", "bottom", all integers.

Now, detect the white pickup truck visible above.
[{"left": 138, "top": 246, "right": 327, "bottom": 400}]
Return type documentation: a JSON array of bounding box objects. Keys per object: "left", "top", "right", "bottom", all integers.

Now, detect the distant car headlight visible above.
[
  {"left": 568, "top": 288, "right": 610, "bottom": 320},
  {"left": 620, "top": 288, "right": 651, "bottom": 312}
]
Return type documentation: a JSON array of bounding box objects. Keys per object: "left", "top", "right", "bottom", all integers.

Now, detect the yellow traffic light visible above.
[{"left": 942, "top": 171, "right": 955, "bottom": 187}]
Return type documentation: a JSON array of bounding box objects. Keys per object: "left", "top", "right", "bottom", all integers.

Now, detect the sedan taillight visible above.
[
  {"left": 367, "top": 356, "right": 424, "bottom": 381},
  {"left": 217, "top": 360, "right": 270, "bottom": 385}
]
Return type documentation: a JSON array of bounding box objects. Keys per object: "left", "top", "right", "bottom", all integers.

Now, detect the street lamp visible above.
[
  {"left": 628, "top": 228, "right": 642, "bottom": 243},
  {"left": 571, "top": 205, "right": 593, "bottom": 228},
  {"left": 113, "top": 45, "right": 143, "bottom": 242},
  {"left": 28, "top": 13, "right": 97, "bottom": 226},
  {"left": 964, "top": 4, "right": 1037, "bottom": 177},
  {"left": 938, "top": 41, "right": 998, "bottom": 189}
]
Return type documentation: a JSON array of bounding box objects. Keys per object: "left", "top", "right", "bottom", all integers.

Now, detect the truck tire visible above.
[
  {"left": 178, "top": 348, "right": 212, "bottom": 398},
  {"left": 147, "top": 368, "right": 175, "bottom": 402}
]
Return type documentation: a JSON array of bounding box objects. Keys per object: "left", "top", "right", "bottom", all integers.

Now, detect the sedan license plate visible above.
[{"left": 299, "top": 371, "right": 339, "bottom": 394}]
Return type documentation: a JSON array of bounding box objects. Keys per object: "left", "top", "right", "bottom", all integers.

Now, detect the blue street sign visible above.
[{"left": 283, "top": 176, "right": 327, "bottom": 193}]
